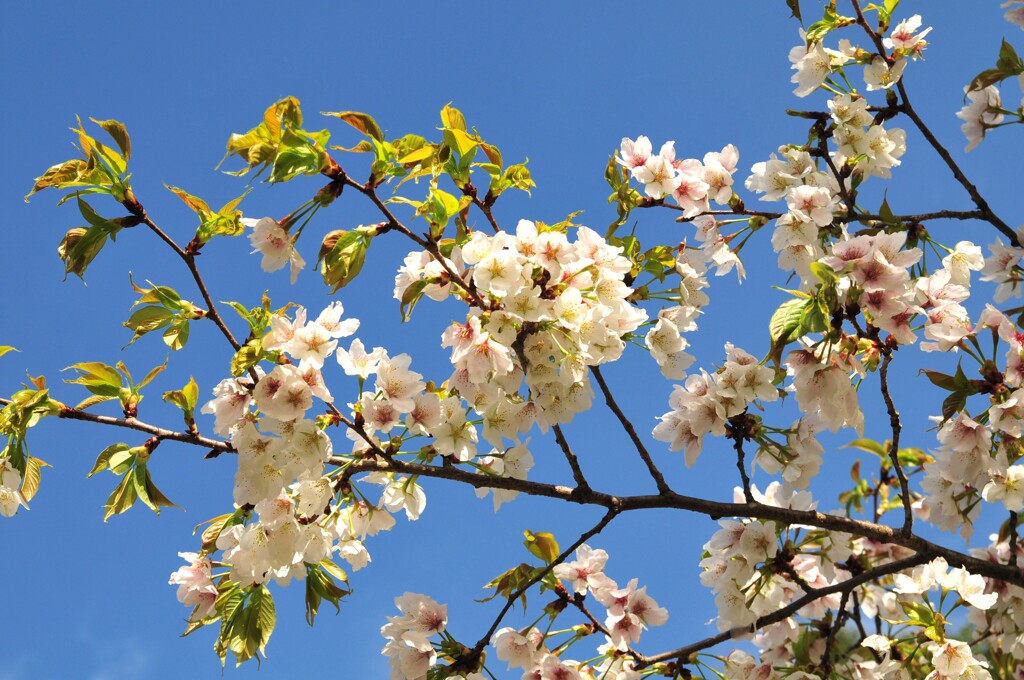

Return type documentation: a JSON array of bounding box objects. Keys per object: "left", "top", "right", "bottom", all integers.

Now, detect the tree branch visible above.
[
  {"left": 129, "top": 209, "right": 244, "bottom": 353},
  {"left": 549, "top": 424, "right": 591, "bottom": 494},
  {"left": 332, "top": 454, "right": 1024, "bottom": 587},
  {"left": 0, "top": 397, "right": 233, "bottom": 454},
  {"left": 879, "top": 353, "right": 912, "bottom": 534},
  {"left": 635, "top": 553, "right": 929, "bottom": 667},
  {"left": 590, "top": 366, "right": 672, "bottom": 495},
  {"left": 463, "top": 508, "right": 620, "bottom": 669},
  {"left": 848, "top": 0, "right": 1018, "bottom": 245},
  {"left": 323, "top": 163, "right": 490, "bottom": 309}
]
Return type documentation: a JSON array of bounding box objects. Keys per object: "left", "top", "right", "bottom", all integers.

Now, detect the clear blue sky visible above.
[{"left": 1, "top": 2, "right": 1021, "bottom": 678}]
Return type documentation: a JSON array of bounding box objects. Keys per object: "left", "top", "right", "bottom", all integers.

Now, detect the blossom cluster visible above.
[
  {"left": 789, "top": 15, "right": 930, "bottom": 100},
  {"left": 652, "top": 344, "right": 778, "bottom": 466},
  {"left": 486, "top": 543, "right": 666, "bottom": 679},
  {"left": 396, "top": 219, "right": 646, "bottom": 436}
]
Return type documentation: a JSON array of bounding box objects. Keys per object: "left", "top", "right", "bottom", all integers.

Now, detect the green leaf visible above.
[
  {"left": 998, "top": 38, "right": 1024, "bottom": 74},
  {"left": 899, "top": 599, "right": 935, "bottom": 625},
  {"left": 134, "top": 360, "right": 166, "bottom": 393},
  {"left": 231, "top": 339, "right": 263, "bottom": 377},
  {"left": 878, "top": 194, "right": 899, "bottom": 227},
  {"left": 920, "top": 369, "right": 957, "bottom": 391},
  {"left": 64, "top": 362, "right": 123, "bottom": 396},
  {"left": 322, "top": 110, "right": 384, "bottom": 142},
  {"left": 808, "top": 261, "right": 838, "bottom": 285},
  {"left": 769, "top": 298, "right": 811, "bottom": 346},
  {"left": 20, "top": 456, "right": 48, "bottom": 503},
  {"left": 25, "top": 158, "right": 107, "bottom": 201},
  {"left": 233, "top": 586, "right": 276, "bottom": 665},
  {"left": 166, "top": 185, "right": 212, "bottom": 217},
  {"left": 477, "top": 562, "right": 534, "bottom": 609},
  {"left": 843, "top": 438, "right": 888, "bottom": 458},
  {"left": 941, "top": 390, "right": 968, "bottom": 422},
  {"left": 103, "top": 471, "right": 139, "bottom": 521},
  {"left": 135, "top": 464, "right": 180, "bottom": 514},
  {"left": 399, "top": 279, "right": 431, "bottom": 322},
  {"left": 89, "top": 442, "right": 130, "bottom": 477},
  {"left": 440, "top": 103, "right": 466, "bottom": 131},
  {"left": 269, "top": 142, "right": 326, "bottom": 183},
  {"left": 124, "top": 306, "right": 174, "bottom": 345},
  {"left": 806, "top": 6, "right": 840, "bottom": 42},
  {"left": 317, "top": 228, "right": 373, "bottom": 292},
  {"left": 89, "top": 118, "right": 131, "bottom": 161},
  {"left": 163, "top": 319, "right": 191, "bottom": 351},
  {"left": 969, "top": 67, "right": 1011, "bottom": 92},
  {"left": 786, "top": 0, "right": 802, "bottom": 22},
  {"left": 523, "top": 530, "right": 560, "bottom": 564},
  {"left": 222, "top": 97, "right": 304, "bottom": 177},
  {"left": 444, "top": 127, "right": 479, "bottom": 157},
  {"left": 163, "top": 376, "right": 199, "bottom": 412},
  {"left": 58, "top": 208, "right": 123, "bottom": 279},
  {"left": 164, "top": 376, "right": 199, "bottom": 431}
]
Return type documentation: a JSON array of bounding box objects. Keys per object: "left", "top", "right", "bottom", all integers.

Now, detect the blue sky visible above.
[{"left": 2, "top": 2, "right": 1023, "bottom": 678}]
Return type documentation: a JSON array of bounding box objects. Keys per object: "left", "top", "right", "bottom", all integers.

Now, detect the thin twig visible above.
[
  {"left": 137, "top": 215, "right": 243, "bottom": 352},
  {"left": 465, "top": 508, "right": 620, "bottom": 668},
  {"left": 820, "top": 588, "right": 852, "bottom": 677},
  {"left": 849, "top": 0, "right": 1017, "bottom": 245},
  {"left": 325, "top": 164, "right": 489, "bottom": 309},
  {"left": 733, "top": 434, "right": 754, "bottom": 504},
  {"left": 879, "top": 353, "right": 912, "bottom": 534},
  {"left": 635, "top": 554, "right": 928, "bottom": 667},
  {"left": 1010, "top": 511, "right": 1019, "bottom": 567},
  {"left": 0, "top": 397, "right": 232, "bottom": 453},
  {"left": 552, "top": 424, "right": 591, "bottom": 494},
  {"left": 590, "top": 366, "right": 671, "bottom": 494}
]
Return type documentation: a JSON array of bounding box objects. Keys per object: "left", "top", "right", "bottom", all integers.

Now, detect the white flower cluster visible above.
[
  {"left": 968, "top": 534, "right": 1024, "bottom": 661},
  {"left": 0, "top": 459, "right": 27, "bottom": 517},
  {"left": 652, "top": 344, "right": 778, "bottom": 467},
  {"left": 617, "top": 136, "right": 740, "bottom": 217},
  {"left": 830, "top": 94, "right": 907, "bottom": 179},
  {"left": 789, "top": 17, "right": 929, "bottom": 99},
  {"left": 755, "top": 419, "right": 826, "bottom": 490},
  {"left": 892, "top": 556, "right": 997, "bottom": 611},
  {"left": 980, "top": 226, "right": 1024, "bottom": 303},
  {"left": 380, "top": 593, "right": 458, "bottom": 680},
  {"left": 486, "top": 543, "right": 666, "bottom": 679},
  {"left": 785, "top": 346, "right": 865, "bottom": 435},
  {"left": 699, "top": 510, "right": 856, "bottom": 664},
  {"left": 244, "top": 216, "right": 306, "bottom": 284},
  {"left": 168, "top": 551, "right": 217, "bottom": 622},
  {"left": 397, "top": 220, "right": 646, "bottom": 437}
]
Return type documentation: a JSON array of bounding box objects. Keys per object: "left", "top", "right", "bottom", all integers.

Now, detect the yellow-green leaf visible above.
[
  {"left": 523, "top": 530, "right": 560, "bottom": 564},
  {"left": 90, "top": 118, "right": 131, "bottom": 161},
  {"left": 20, "top": 456, "right": 49, "bottom": 502},
  {"left": 322, "top": 110, "right": 384, "bottom": 142}
]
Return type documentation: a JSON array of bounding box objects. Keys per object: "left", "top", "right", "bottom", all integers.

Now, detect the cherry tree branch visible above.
[
  {"left": 321, "top": 162, "right": 490, "bottom": 309},
  {"left": 652, "top": 203, "right": 986, "bottom": 226},
  {"left": 590, "top": 366, "right": 672, "bottom": 495},
  {"left": 820, "top": 587, "right": 853, "bottom": 677},
  {"left": 332, "top": 454, "right": 1024, "bottom": 587},
  {"left": 552, "top": 424, "right": 592, "bottom": 494},
  {"left": 463, "top": 182, "right": 501, "bottom": 234},
  {"left": 634, "top": 553, "right": 929, "bottom": 667},
  {"left": 7, "top": 386, "right": 1019, "bottom": 588},
  {"left": 879, "top": 353, "right": 913, "bottom": 534},
  {"left": 123, "top": 198, "right": 245, "bottom": 353},
  {"left": 848, "top": 0, "right": 1018, "bottom": 245},
  {"left": 462, "top": 508, "right": 620, "bottom": 669},
  {"left": 0, "top": 397, "right": 232, "bottom": 454}
]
